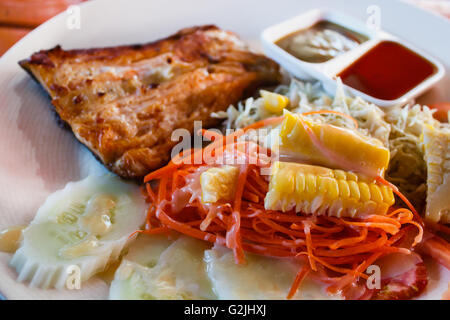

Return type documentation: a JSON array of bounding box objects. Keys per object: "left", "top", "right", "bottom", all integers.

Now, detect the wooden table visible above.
[
  {"left": 0, "top": 0, "right": 86, "bottom": 55},
  {"left": 0, "top": 0, "right": 448, "bottom": 56}
]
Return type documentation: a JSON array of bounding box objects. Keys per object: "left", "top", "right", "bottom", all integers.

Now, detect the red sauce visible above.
[{"left": 337, "top": 41, "right": 436, "bottom": 100}]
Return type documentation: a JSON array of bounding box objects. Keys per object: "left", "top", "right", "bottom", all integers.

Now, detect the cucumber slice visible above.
[
  {"left": 204, "top": 245, "right": 340, "bottom": 300},
  {"left": 10, "top": 174, "right": 146, "bottom": 289},
  {"left": 110, "top": 236, "right": 216, "bottom": 300}
]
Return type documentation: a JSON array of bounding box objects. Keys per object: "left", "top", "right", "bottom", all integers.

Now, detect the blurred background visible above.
[
  {"left": 0, "top": 0, "right": 86, "bottom": 55},
  {"left": 0, "top": 0, "right": 448, "bottom": 56}
]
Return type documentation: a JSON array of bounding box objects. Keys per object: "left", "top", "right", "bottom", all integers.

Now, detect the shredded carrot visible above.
[
  {"left": 287, "top": 265, "right": 310, "bottom": 299},
  {"left": 406, "top": 220, "right": 424, "bottom": 246},
  {"left": 243, "top": 116, "right": 285, "bottom": 131},
  {"left": 376, "top": 176, "right": 423, "bottom": 226},
  {"left": 138, "top": 121, "right": 423, "bottom": 299},
  {"left": 328, "top": 228, "right": 368, "bottom": 250},
  {"left": 128, "top": 229, "right": 143, "bottom": 239},
  {"left": 297, "top": 252, "right": 369, "bottom": 279},
  {"left": 242, "top": 110, "right": 358, "bottom": 132},
  {"left": 145, "top": 183, "right": 156, "bottom": 203},
  {"left": 303, "top": 221, "right": 317, "bottom": 271}
]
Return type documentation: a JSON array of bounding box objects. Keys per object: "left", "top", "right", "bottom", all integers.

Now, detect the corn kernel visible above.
[{"left": 260, "top": 90, "right": 289, "bottom": 114}]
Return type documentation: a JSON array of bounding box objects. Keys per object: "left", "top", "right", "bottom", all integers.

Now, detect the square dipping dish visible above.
[{"left": 261, "top": 8, "right": 445, "bottom": 107}]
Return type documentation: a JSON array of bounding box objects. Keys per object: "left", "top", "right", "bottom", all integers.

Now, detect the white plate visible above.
[{"left": 0, "top": 0, "right": 449, "bottom": 300}]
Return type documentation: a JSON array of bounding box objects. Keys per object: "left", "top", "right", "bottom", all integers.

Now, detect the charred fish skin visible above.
[{"left": 19, "top": 25, "right": 281, "bottom": 179}]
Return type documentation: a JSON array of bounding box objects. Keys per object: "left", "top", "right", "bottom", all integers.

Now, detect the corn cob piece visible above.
[
  {"left": 264, "top": 161, "right": 395, "bottom": 218},
  {"left": 274, "top": 112, "right": 390, "bottom": 177},
  {"left": 200, "top": 165, "right": 239, "bottom": 203},
  {"left": 422, "top": 125, "right": 450, "bottom": 224}
]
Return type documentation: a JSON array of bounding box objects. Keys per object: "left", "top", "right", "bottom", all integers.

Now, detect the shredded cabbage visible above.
[{"left": 212, "top": 78, "right": 447, "bottom": 210}]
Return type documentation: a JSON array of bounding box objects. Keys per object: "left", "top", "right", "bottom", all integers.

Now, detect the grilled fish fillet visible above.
[{"left": 19, "top": 25, "right": 280, "bottom": 179}]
